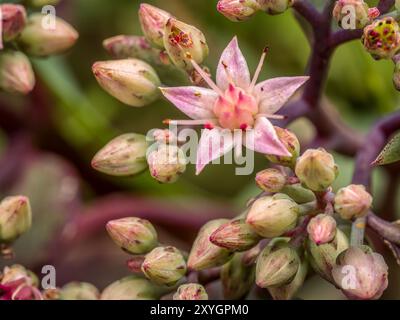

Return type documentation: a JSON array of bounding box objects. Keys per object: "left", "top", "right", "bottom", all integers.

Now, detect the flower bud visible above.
[
  {"left": 332, "top": 0, "right": 370, "bottom": 29},
  {"left": 188, "top": 219, "right": 233, "bottom": 271},
  {"left": 141, "top": 246, "right": 187, "bottom": 286},
  {"left": 221, "top": 252, "right": 255, "bottom": 299},
  {"left": 100, "top": 276, "right": 164, "bottom": 300},
  {"left": 217, "top": 0, "right": 261, "bottom": 22},
  {"left": 256, "top": 241, "right": 300, "bottom": 288},
  {"left": 147, "top": 144, "right": 186, "bottom": 183},
  {"left": 0, "top": 50, "right": 35, "bottom": 94},
  {"left": 307, "top": 228, "right": 349, "bottom": 282},
  {"left": 0, "top": 196, "right": 32, "bottom": 244},
  {"left": 307, "top": 214, "right": 337, "bottom": 245},
  {"left": 18, "top": 14, "right": 78, "bottom": 57},
  {"left": 92, "top": 59, "right": 161, "bottom": 107},
  {"left": 362, "top": 17, "right": 400, "bottom": 60},
  {"left": 266, "top": 127, "right": 300, "bottom": 168},
  {"left": 334, "top": 184, "right": 372, "bottom": 220},
  {"left": 139, "top": 4, "right": 172, "bottom": 48},
  {"left": 258, "top": 0, "right": 294, "bottom": 15},
  {"left": 332, "top": 246, "right": 388, "bottom": 300},
  {"left": 106, "top": 217, "right": 158, "bottom": 255},
  {"left": 164, "top": 18, "right": 209, "bottom": 71},
  {"left": 246, "top": 194, "right": 299, "bottom": 238},
  {"left": 1, "top": 264, "right": 38, "bottom": 287},
  {"left": 295, "top": 148, "right": 338, "bottom": 192},
  {"left": 25, "top": 0, "right": 60, "bottom": 7},
  {"left": 280, "top": 183, "right": 316, "bottom": 204},
  {"left": 92, "top": 133, "right": 148, "bottom": 176},
  {"left": 209, "top": 219, "right": 261, "bottom": 252},
  {"left": 173, "top": 284, "right": 208, "bottom": 300},
  {"left": 255, "top": 168, "right": 287, "bottom": 193},
  {"left": 1, "top": 4, "right": 26, "bottom": 42},
  {"left": 60, "top": 282, "right": 99, "bottom": 300}
]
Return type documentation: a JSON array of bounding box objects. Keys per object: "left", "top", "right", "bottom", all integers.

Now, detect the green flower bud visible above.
[
  {"left": 246, "top": 194, "right": 299, "bottom": 238},
  {"left": 256, "top": 241, "right": 300, "bottom": 288},
  {"left": 173, "top": 283, "right": 208, "bottom": 300},
  {"left": 295, "top": 148, "right": 338, "bottom": 192},
  {"left": 221, "top": 252, "right": 255, "bottom": 299},
  {"left": 307, "top": 214, "right": 337, "bottom": 245},
  {"left": 92, "top": 59, "right": 161, "bottom": 107},
  {"left": 0, "top": 50, "right": 35, "bottom": 94},
  {"left": 1, "top": 264, "right": 38, "bottom": 287},
  {"left": 147, "top": 144, "right": 186, "bottom": 184},
  {"left": 332, "top": 246, "right": 388, "bottom": 300},
  {"left": 139, "top": 4, "right": 172, "bottom": 49},
  {"left": 164, "top": 18, "right": 209, "bottom": 71},
  {"left": 0, "top": 196, "right": 32, "bottom": 244},
  {"left": 1, "top": 4, "right": 27, "bottom": 42},
  {"left": 280, "top": 183, "right": 316, "bottom": 204},
  {"left": 60, "top": 282, "right": 99, "bottom": 300},
  {"left": 255, "top": 168, "right": 287, "bottom": 193},
  {"left": 91, "top": 133, "right": 148, "bottom": 176},
  {"left": 25, "top": 0, "right": 60, "bottom": 7},
  {"left": 334, "top": 184, "right": 372, "bottom": 220},
  {"left": 258, "top": 0, "right": 294, "bottom": 15},
  {"left": 266, "top": 127, "right": 300, "bottom": 168},
  {"left": 106, "top": 217, "right": 158, "bottom": 255},
  {"left": 306, "top": 228, "right": 349, "bottom": 282},
  {"left": 18, "top": 14, "right": 78, "bottom": 57},
  {"left": 209, "top": 219, "right": 261, "bottom": 252},
  {"left": 141, "top": 246, "right": 187, "bottom": 286},
  {"left": 362, "top": 17, "right": 400, "bottom": 60},
  {"left": 100, "top": 276, "right": 164, "bottom": 300},
  {"left": 217, "top": 0, "right": 261, "bottom": 22},
  {"left": 188, "top": 219, "right": 233, "bottom": 271},
  {"left": 332, "top": 0, "right": 370, "bottom": 29}
]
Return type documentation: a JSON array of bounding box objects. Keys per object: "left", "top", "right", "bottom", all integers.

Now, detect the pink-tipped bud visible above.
[
  {"left": 266, "top": 127, "right": 300, "bottom": 168},
  {"left": 1, "top": 4, "right": 27, "bottom": 42},
  {"left": 173, "top": 284, "right": 208, "bottom": 300},
  {"left": 255, "top": 168, "right": 287, "bottom": 193},
  {"left": 334, "top": 184, "right": 372, "bottom": 220},
  {"left": 217, "top": 0, "right": 261, "bottom": 22},
  {"left": 307, "top": 214, "right": 337, "bottom": 245},
  {"left": 332, "top": 0, "right": 370, "bottom": 29}
]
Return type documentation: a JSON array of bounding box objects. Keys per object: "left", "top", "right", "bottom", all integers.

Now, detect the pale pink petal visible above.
[
  {"left": 160, "top": 86, "right": 218, "bottom": 120},
  {"left": 255, "top": 76, "right": 309, "bottom": 114},
  {"left": 244, "top": 117, "right": 291, "bottom": 156},
  {"left": 216, "top": 36, "right": 251, "bottom": 91},
  {"left": 196, "top": 128, "right": 234, "bottom": 174}
]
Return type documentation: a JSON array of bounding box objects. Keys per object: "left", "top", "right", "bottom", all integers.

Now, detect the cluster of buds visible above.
[{"left": 0, "top": 2, "right": 78, "bottom": 95}]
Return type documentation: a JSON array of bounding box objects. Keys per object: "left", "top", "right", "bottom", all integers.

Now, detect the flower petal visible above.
[
  {"left": 245, "top": 117, "right": 291, "bottom": 156},
  {"left": 160, "top": 86, "right": 218, "bottom": 119},
  {"left": 196, "top": 128, "right": 234, "bottom": 174},
  {"left": 216, "top": 36, "right": 251, "bottom": 91},
  {"left": 255, "top": 76, "right": 309, "bottom": 114}
]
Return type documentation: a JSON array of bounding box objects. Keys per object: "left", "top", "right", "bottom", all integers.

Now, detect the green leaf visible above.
[{"left": 373, "top": 132, "right": 400, "bottom": 166}]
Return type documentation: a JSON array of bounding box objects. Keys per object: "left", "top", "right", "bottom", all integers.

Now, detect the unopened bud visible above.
[
  {"left": 60, "top": 282, "right": 99, "bottom": 300},
  {"left": 295, "top": 148, "right": 338, "bottom": 192},
  {"left": 256, "top": 241, "right": 300, "bottom": 288},
  {"left": 209, "top": 219, "right": 261, "bottom": 252},
  {"left": 1, "top": 264, "right": 38, "bottom": 287},
  {"left": 217, "top": 0, "right": 260, "bottom": 22},
  {"left": 173, "top": 283, "right": 208, "bottom": 300},
  {"left": 106, "top": 217, "right": 158, "bottom": 255},
  {"left": 307, "top": 214, "right": 337, "bottom": 245},
  {"left": 221, "top": 252, "right": 255, "bottom": 299},
  {"left": 280, "top": 183, "right": 316, "bottom": 204},
  {"left": 362, "top": 17, "right": 400, "bottom": 60},
  {"left": 25, "top": 0, "right": 60, "bottom": 7},
  {"left": 0, "top": 196, "right": 32, "bottom": 244},
  {"left": 1, "top": 4, "right": 26, "bottom": 42},
  {"left": 258, "top": 0, "right": 294, "bottom": 15},
  {"left": 18, "top": 14, "right": 78, "bottom": 57},
  {"left": 92, "top": 133, "right": 148, "bottom": 176},
  {"left": 255, "top": 168, "right": 287, "bottom": 193},
  {"left": 246, "top": 194, "right": 299, "bottom": 238},
  {"left": 147, "top": 144, "right": 186, "bottom": 183},
  {"left": 100, "top": 276, "right": 164, "bottom": 300},
  {"left": 332, "top": 246, "right": 388, "bottom": 300},
  {"left": 334, "top": 184, "right": 372, "bottom": 220},
  {"left": 0, "top": 50, "right": 35, "bottom": 94},
  {"left": 188, "top": 219, "right": 233, "bottom": 271},
  {"left": 266, "top": 127, "right": 300, "bottom": 168},
  {"left": 139, "top": 4, "right": 172, "bottom": 48},
  {"left": 332, "top": 0, "right": 370, "bottom": 29},
  {"left": 164, "top": 18, "right": 209, "bottom": 71}
]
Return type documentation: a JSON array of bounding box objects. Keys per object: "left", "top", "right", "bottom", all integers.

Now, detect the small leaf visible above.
[{"left": 372, "top": 132, "right": 400, "bottom": 166}]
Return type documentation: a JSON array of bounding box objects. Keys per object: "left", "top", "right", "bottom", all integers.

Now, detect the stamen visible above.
[
  {"left": 164, "top": 118, "right": 217, "bottom": 126},
  {"left": 255, "top": 114, "right": 287, "bottom": 120},
  {"left": 186, "top": 53, "right": 224, "bottom": 96},
  {"left": 250, "top": 46, "right": 269, "bottom": 91}
]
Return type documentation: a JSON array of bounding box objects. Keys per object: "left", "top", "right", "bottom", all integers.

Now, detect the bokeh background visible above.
[{"left": 0, "top": 0, "right": 399, "bottom": 299}]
